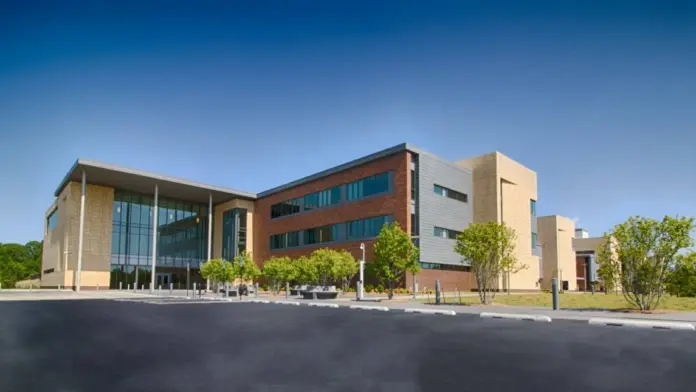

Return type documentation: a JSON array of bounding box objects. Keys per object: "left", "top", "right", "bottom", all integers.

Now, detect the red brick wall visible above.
[{"left": 253, "top": 151, "right": 411, "bottom": 267}]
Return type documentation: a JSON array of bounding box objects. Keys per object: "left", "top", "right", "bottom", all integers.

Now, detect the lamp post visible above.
[{"left": 359, "top": 243, "right": 365, "bottom": 300}]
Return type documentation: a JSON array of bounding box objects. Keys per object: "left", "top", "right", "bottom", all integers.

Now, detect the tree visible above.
[
  {"left": 372, "top": 222, "right": 420, "bottom": 299},
  {"left": 263, "top": 256, "right": 293, "bottom": 294},
  {"left": 232, "top": 251, "right": 262, "bottom": 285},
  {"left": 334, "top": 250, "right": 359, "bottom": 292},
  {"left": 665, "top": 251, "right": 696, "bottom": 297},
  {"left": 0, "top": 241, "right": 43, "bottom": 288},
  {"left": 600, "top": 215, "right": 694, "bottom": 311},
  {"left": 454, "top": 222, "right": 523, "bottom": 305},
  {"left": 293, "top": 256, "right": 318, "bottom": 285},
  {"left": 596, "top": 236, "right": 620, "bottom": 294},
  {"left": 200, "top": 258, "right": 234, "bottom": 292}
]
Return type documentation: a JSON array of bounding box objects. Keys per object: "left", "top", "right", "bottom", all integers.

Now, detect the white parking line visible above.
[
  {"left": 349, "top": 305, "right": 390, "bottom": 312},
  {"left": 404, "top": 308, "right": 456, "bottom": 316},
  {"left": 588, "top": 318, "right": 695, "bottom": 331},
  {"left": 480, "top": 312, "right": 551, "bottom": 323},
  {"left": 308, "top": 302, "right": 340, "bottom": 308},
  {"left": 273, "top": 300, "right": 301, "bottom": 306}
]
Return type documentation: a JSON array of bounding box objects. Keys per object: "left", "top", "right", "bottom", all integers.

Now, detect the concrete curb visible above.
[
  {"left": 404, "top": 308, "right": 456, "bottom": 316},
  {"left": 308, "top": 302, "right": 340, "bottom": 308},
  {"left": 588, "top": 318, "right": 696, "bottom": 331},
  {"left": 480, "top": 312, "right": 552, "bottom": 323},
  {"left": 273, "top": 300, "right": 301, "bottom": 306},
  {"left": 349, "top": 305, "right": 390, "bottom": 312},
  {"left": 249, "top": 299, "right": 270, "bottom": 304}
]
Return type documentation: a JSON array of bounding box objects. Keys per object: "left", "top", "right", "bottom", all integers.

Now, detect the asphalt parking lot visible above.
[{"left": 1, "top": 300, "right": 695, "bottom": 392}]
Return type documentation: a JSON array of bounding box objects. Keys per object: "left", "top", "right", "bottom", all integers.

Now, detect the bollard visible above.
[
  {"left": 169, "top": 282, "right": 173, "bottom": 296},
  {"left": 313, "top": 291, "right": 317, "bottom": 300},
  {"left": 357, "top": 281, "right": 363, "bottom": 301},
  {"left": 127, "top": 283, "right": 130, "bottom": 291},
  {"left": 193, "top": 283, "right": 197, "bottom": 298},
  {"left": 119, "top": 282, "right": 122, "bottom": 291},
  {"left": 158, "top": 285, "right": 162, "bottom": 295},
  {"left": 58, "top": 284, "right": 61, "bottom": 290},
  {"left": 255, "top": 283, "right": 259, "bottom": 298},
  {"left": 141, "top": 284, "right": 144, "bottom": 291},
  {"left": 552, "top": 278, "right": 559, "bottom": 310},
  {"left": 286, "top": 282, "right": 290, "bottom": 299},
  {"left": 435, "top": 280, "right": 441, "bottom": 305}
]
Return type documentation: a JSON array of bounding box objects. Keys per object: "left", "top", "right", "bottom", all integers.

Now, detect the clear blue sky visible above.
[{"left": 1, "top": 1, "right": 695, "bottom": 244}]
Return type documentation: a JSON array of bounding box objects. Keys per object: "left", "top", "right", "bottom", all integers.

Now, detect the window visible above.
[
  {"left": 270, "top": 198, "right": 302, "bottom": 219},
  {"left": 47, "top": 209, "right": 58, "bottom": 231},
  {"left": 419, "top": 262, "right": 469, "bottom": 271},
  {"left": 531, "top": 232, "right": 538, "bottom": 250},
  {"left": 347, "top": 215, "right": 392, "bottom": 240},
  {"left": 304, "top": 187, "right": 340, "bottom": 211},
  {"left": 433, "top": 184, "right": 467, "bottom": 203},
  {"left": 530, "top": 200, "right": 537, "bottom": 216},
  {"left": 270, "top": 231, "right": 300, "bottom": 250},
  {"left": 304, "top": 224, "right": 339, "bottom": 245},
  {"left": 347, "top": 172, "right": 390, "bottom": 201},
  {"left": 434, "top": 226, "right": 461, "bottom": 239}
]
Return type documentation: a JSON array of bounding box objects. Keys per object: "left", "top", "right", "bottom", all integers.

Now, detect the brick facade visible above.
[{"left": 253, "top": 151, "right": 411, "bottom": 267}]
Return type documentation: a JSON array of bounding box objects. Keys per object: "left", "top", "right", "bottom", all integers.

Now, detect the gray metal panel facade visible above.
[{"left": 417, "top": 152, "right": 473, "bottom": 266}]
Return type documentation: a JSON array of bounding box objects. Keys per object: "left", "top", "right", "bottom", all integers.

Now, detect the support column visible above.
[
  {"left": 206, "top": 193, "right": 213, "bottom": 291},
  {"left": 75, "top": 170, "right": 86, "bottom": 292},
  {"left": 150, "top": 184, "right": 159, "bottom": 292}
]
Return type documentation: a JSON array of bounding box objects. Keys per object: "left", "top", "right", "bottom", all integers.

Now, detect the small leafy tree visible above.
[
  {"left": 335, "top": 250, "right": 359, "bottom": 292},
  {"left": 454, "top": 222, "right": 522, "bottom": 305},
  {"left": 373, "top": 222, "right": 420, "bottom": 299},
  {"left": 200, "top": 258, "right": 234, "bottom": 292},
  {"left": 263, "top": 256, "right": 293, "bottom": 294},
  {"left": 232, "top": 251, "right": 262, "bottom": 286},
  {"left": 600, "top": 215, "right": 694, "bottom": 311},
  {"left": 596, "top": 236, "right": 620, "bottom": 294},
  {"left": 310, "top": 248, "right": 340, "bottom": 287},
  {"left": 293, "top": 256, "right": 318, "bottom": 285},
  {"left": 665, "top": 251, "right": 696, "bottom": 297}
]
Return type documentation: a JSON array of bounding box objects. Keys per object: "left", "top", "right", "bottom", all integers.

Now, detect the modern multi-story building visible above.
[{"left": 40, "top": 143, "right": 541, "bottom": 292}]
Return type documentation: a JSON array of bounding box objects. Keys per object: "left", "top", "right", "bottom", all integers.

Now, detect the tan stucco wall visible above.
[
  {"left": 573, "top": 236, "right": 606, "bottom": 253},
  {"left": 538, "top": 215, "right": 577, "bottom": 291},
  {"left": 457, "top": 152, "right": 540, "bottom": 290},
  {"left": 41, "top": 182, "right": 114, "bottom": 288},
  {"left": 213, "top": 199, "right": 255, "bottom": 261}
]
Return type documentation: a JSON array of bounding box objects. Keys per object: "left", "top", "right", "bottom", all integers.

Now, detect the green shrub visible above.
[
  {"left": 375, "top": 284, "right": 385, "bottom": 293},
  {"left": 364, "top": 284, "right": 374, "bottom": 293}
]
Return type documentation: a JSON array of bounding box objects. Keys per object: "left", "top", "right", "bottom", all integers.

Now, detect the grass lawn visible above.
[{"left": 415, "top": 292, "right": 696, "bottom": 312}]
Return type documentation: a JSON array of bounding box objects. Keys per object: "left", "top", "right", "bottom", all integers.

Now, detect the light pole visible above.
[{"left": 359, "top": 243, "right": 365, "bottom": 300}]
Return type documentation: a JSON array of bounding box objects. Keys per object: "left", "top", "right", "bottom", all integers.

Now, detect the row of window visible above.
[
  {"left": 270, "top": 215, "right": 393, "bottom": 250},
  {"left": 433, "top": 184, "right": 468, "bottom": 203},
  {"left": 47, "top": 208, "right": 58, "bottom": 231},
  {"left": 433, "top": 226, "right": 461, "bottom": 240},
  {"left": 531, "top": 232, "right": 537, "bottom": 250},
  {"left": 419, "top": 262, "right": 470, "bottom": 272},
  {"left": 270, "top": 172, "right": 391, "bottom": 219}
]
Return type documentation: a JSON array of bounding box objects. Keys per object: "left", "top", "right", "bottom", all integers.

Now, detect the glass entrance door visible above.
[{"left": 156, "top": 273, "right": 171, "bottom": 288}]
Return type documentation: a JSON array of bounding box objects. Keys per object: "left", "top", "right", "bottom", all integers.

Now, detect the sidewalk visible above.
[{"left": 257, "top": 293, "right": 696, "bottom": 323}]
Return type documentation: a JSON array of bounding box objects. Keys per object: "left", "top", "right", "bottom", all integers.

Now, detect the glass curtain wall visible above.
[
  {"left": 221, "top": 208, "right": 247, "bottom": 260},
  {"left": 110, "top": 191, "right": 209, "bottom": 289}
]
